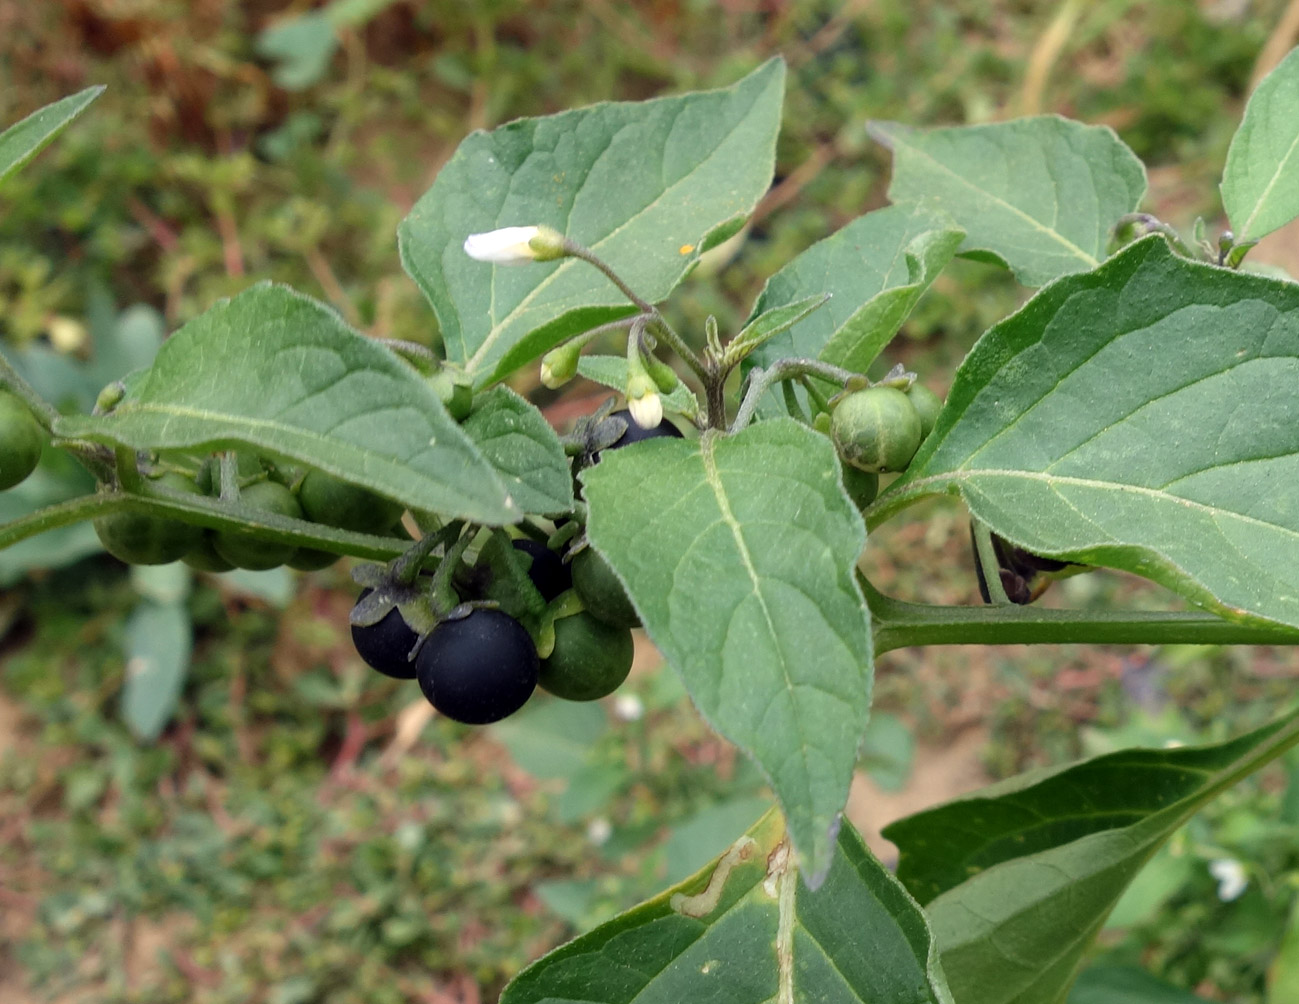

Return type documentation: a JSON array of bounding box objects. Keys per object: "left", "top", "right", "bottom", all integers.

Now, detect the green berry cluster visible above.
[{"left": 829, "top": 381, "right": 943, "bottom": 508}]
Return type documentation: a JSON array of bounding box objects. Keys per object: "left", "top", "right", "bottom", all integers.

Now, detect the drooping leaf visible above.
[
  {"left": 461, "top": 386, "right": 573, "bottom": 516},
  {"left": 869, "top": 117, "right": 1146, "bottom": 287},
  {"left": 581, "top": 420, "right": 873, "bottom": 884},
  {"left": 0, "top": 86, "right": 104, "bottom": 185},
  {"left": 399, "top": 59, "right": 785, "bottom": 386},
  {"left": 576, "top": 354, "right": 700, "bottom": 419},
  {"left": 884, "top": 708, "right": 1299, "bottom": 1004},
  {"left": 1069, "top": 965, "right": 1212, "bottom": 1004},
  {"left": 747, "top": 203, "right": 964, "bottom": 373},
  {"left": 55, "top": 283, "right": 518, "bottom": 525},
  {"left": 501, "top": 810, "right": 953, "bottom": 1004},
  {"left": 1222, "top": 45, "right": 1299, "bottom": 243},
  {"left": 120, "top": 600, "right": 193, "bottom": 742},
  {"left": 875, "top": 236, "right": 1299, "bottom": 632}
]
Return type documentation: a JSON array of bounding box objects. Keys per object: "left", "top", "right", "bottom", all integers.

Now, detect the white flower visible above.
[
  {"left": 613, "top": 693, "right": 644, "bottom": 722},
  {"left": 627, "top": 388, "right": 663, "bottom": 429},
  {"left": 586, "top": 817, "right": 613, "bottom": 845},
  {"left": 463, "top": 225, "right": 566, "bottom": 265},
  {"left": 1208, "top": 858, "right": 1248, "bottom": 901}
]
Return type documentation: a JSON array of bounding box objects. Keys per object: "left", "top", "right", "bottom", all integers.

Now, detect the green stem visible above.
[
  {"left": 0, "top": 488, "right": 409, "bottom": 561},
  {"left": 971, "top": 520, "right": 1012, "bottom": 605},
  {"left": 862, "top": 576, "right": 1299, "bottom": 654},
  {"left": 0, "top": 347, "right": 60, "bottom": 430},
  {"left": 732, "top": 358, "right": 860, "bottom": 432}
]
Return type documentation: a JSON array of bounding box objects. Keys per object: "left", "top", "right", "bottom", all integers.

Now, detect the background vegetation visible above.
[{"left": 3, "top": 1, "right": 1299, "bottom": 1001}]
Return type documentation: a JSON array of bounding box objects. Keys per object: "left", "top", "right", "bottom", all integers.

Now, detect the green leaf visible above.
[
  {"left": 0, "top": 447, "right": 99, "bottom": 585},
  {"left": 399, "top": 59, "right": 785, "bottom": 386},
  {"left": 491, "top": 699, "right": 608, "bottom": 782},
  {"left": 1222, "top": 46, "right": 1299, "bottom": 243},
  {"left": 859, "top": 711, "right": 914, "bottom": 792},
  {"left": 580, "top": 420, "right": 873, "bottom": 884},
  {"left": 747, "top": 203, "right": 964, "bottom": 373},
  {"left": 576, "top": 354, "right": 700, "bottom": 419},
  {"left": 877, "top": 236, "right": 1299, "bottom": 631},
  {"left": 54, "top": 283, "right": 518, "bottom": 525},
  {"left": 0, "top": 86, "right": 104, "bottom": 185},
  {"left": 255, "top": 13, "right": 338, "bottom": 90},
  {"left": 869, "top": 117, "right": 1146, "bottom": 287},
  {"left": 884, "top": 708, "right": 1299, "bottom": 1004},
  {"left": 1269, "top": 897, "right": 1299, "bottom": 1004},
  {"left": 1069, "top": 965, "right": 1211, "bottom": 1004},
  {"left": 729, "top": 293, "right": 830, "bottom": 356},
  {"left": 501, "top": 810, "right": 953, "bottom": 1004},
  {"left": 663, "top": 795, "right": 773, "bottom": 883},
  {"left": 120, "top": 600, "right": 193, "bottom": 742},
  {"left": 461, "top": 386, "right": 573, "bottom": 516}
]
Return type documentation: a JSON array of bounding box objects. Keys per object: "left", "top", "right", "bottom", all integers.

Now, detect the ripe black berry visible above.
[
  {"left": 512, "top": 538, "right": 571, "bottom": 602},
  {"left": 416, "top": 608, "right": 538, "bottom": 725},
  {"left": 351, "top": 588, "right": 419, "bottom": 679}
]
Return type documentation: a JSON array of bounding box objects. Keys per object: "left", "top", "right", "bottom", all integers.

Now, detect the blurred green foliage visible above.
[{"left": 2, "top": 0, "right": 1298, "bottom": 1001}]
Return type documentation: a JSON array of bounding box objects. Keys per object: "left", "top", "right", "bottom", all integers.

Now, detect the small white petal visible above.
[
  {"left": 613, "top": 694, "right": 644, "bottom": 722},
  {"left": 586, "top": 817, "right": 613, "bottom": 845},
  {"left": 463, "top": 226, "right": 542, "bottom": 265},
  {"left": 627, "top": 390, "right": 663, "bottom": 430},
  {"left": 1208, "top": 858, "right": 1248, "bottom": 901}
]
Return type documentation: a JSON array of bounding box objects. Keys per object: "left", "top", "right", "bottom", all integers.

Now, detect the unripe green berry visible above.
[
  {"left": 0, "top": 390, "right": 45, "bottom": 491},
  {"left": 571, "top": 548, "right": 639, "bottom": 629},
  {"left": 906, "top": 383, "right": 943, "bottom": 440},
  {"left": 213, "top": 480, "right": 303, "bottom": 570},
  {"left": 831, "top": 386, "right": 922, "bottom": 474},
  {"left": 94, "top": 471, "right": 205, "bottom": 565},
  {"left": 841, "top": 466, "right": 880, "bottom": 511},
  {"left": 539, "top": 611, "right": 634, "bottom": 701}
]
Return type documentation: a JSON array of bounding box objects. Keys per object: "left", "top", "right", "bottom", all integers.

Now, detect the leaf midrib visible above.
[{"left": 886, "top": 128, "right": 1098, "bottom": 268}]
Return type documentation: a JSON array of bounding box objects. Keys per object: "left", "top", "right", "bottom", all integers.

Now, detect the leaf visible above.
[
  {"left": 399, "top": 59, "right": 785, "bottom": 386},
  {"left": 884, "top": 708, "right": 1299, "bottom": 1004},
  {"left": 877, "top": 236, "right": 1299, "bottom": 632},
  {"left": 729, "top": 293, "right": 830, "bottom": 356},
  {"left": 255, "top": 12, "right": 338, "bottom": 90},
  {"left": 1222, "top": 46, "right": 1299, "bottom": 243},
  {"left": 501, "top": 810, "right": 953, "bottom": 1004},
  {"left": 580, "top": 420, "right": 873, "bottom": 884},
  {"left": 1269, "top": 897, "right": 1299, "bottom": 1004},
  {"left": 0, "top": 86, "right": 104, "bottom": 185},
  {"left": 869, "top": 117, "right": 1146, "bottom": 287},
  {"left": 663, "top": 795, "right": 773, "bottom": 883},
  {"left": 55, "top": 283, "right": 518, "bottom": 525},
  {"left": 747, "top": 203, "right": 964, "bottom": 373},
  {"left": 859, "top": 711, "right": 914, "bottom": 792},
  {"left": 120, "top": 600, "right": 193, "bottom": 742},
  {"left": 461, "top": 386, "right": 573, "bottom": 516},
  {"left": 490, "top": 698, "right": 609, "bottom": 782},
  {"left": 1069, "top": 965, "right": 1212, "bottom": 1004},
  {"left": 576, "top": 354, "right": 700, "bottom": 418},
  {"left": 218, "top": 567, "right": 296, "bottom": 606}
]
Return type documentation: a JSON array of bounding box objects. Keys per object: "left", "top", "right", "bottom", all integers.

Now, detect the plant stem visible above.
[
  {"left": 732, "top": 358, "right": 860, "bottom": 431},
  {"left": 0, "top": 347, "right": 61, "bottom": 430},
  {"left": 562, "top": 241, "right": 656, "bottom": 314},
  {"left": 862, "top": 576, "right": 1299, "bottom": 654},
  {"left": 971, "top": 519, "right": 1012, "bottom": 605}
]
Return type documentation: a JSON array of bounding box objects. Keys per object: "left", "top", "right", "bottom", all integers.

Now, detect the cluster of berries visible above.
[{"left": 350, "top": 409, "right": 682, "bottom": 725}]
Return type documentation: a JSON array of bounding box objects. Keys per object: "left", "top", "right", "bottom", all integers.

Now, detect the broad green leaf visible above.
[
  {"left": 663, "top": 796, "right": 774, "bottom": 883},
  {"left": 576, "top": 354, "right": 700, "bottom": 419},
  {"left": 54, "top": 283, "right": 518, "bottom": 525},
  {"left": 1069, "top": 965, "right": 1211, "bottom": 1004},
  {"left": 461, "top": 386, "right": 573, "bottom": 516},
  {"left": 884, "top": 708, "right": 1299, "bottom": 1004},
  {"left": 581, "top": 420, "right": 873, "bottom": 884},
  {"left": 217, "top": 567, "right": 296, "bottom": 606},
  {"left": 120, "top": 600, "right": 193, "bottom": 742},
  {"left": 0, "top": 86, "right": 103, "bottom": 185},
  {"left": 876, "top": 236, "right": 1299, "bottom": 632},
  {"left": 747, "top": 203, "right": 964, "bottom": 372},
  {"left": 491, "top": 698, "right": 608, "bottom": 782},
  {"left": 729, "top": 293, "right": 830, "bottom": 356},
  {"left": 501, "top": 810, "right": 953, "bottom": 1004},
  {"left": 869, "top": 117, "right": 1146, "bottom": 287},
  {"left": 1222, "top": 46, "right": 1299, "bottom": 243},
  {"left": 399, "top": 59, "right": 785, "bottom": 386}
]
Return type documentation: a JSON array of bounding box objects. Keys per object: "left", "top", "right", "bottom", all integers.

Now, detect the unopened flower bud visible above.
[
  {"left": 626, "top": 373, "right": 663, "bottom": 429},
  {"left": 644, "top": 354, "right": 679, "bottom": 394},
  {"left": 463, "top": 225, "right": 567, "bottom": 265},
  {"left": 540, "top": 339, "right": 582, "bottom": 389}
]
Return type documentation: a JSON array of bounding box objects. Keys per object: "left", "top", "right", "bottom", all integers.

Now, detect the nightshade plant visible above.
[{"left": 3, "top": 48, "right": 1299, "bottom": 1003}]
